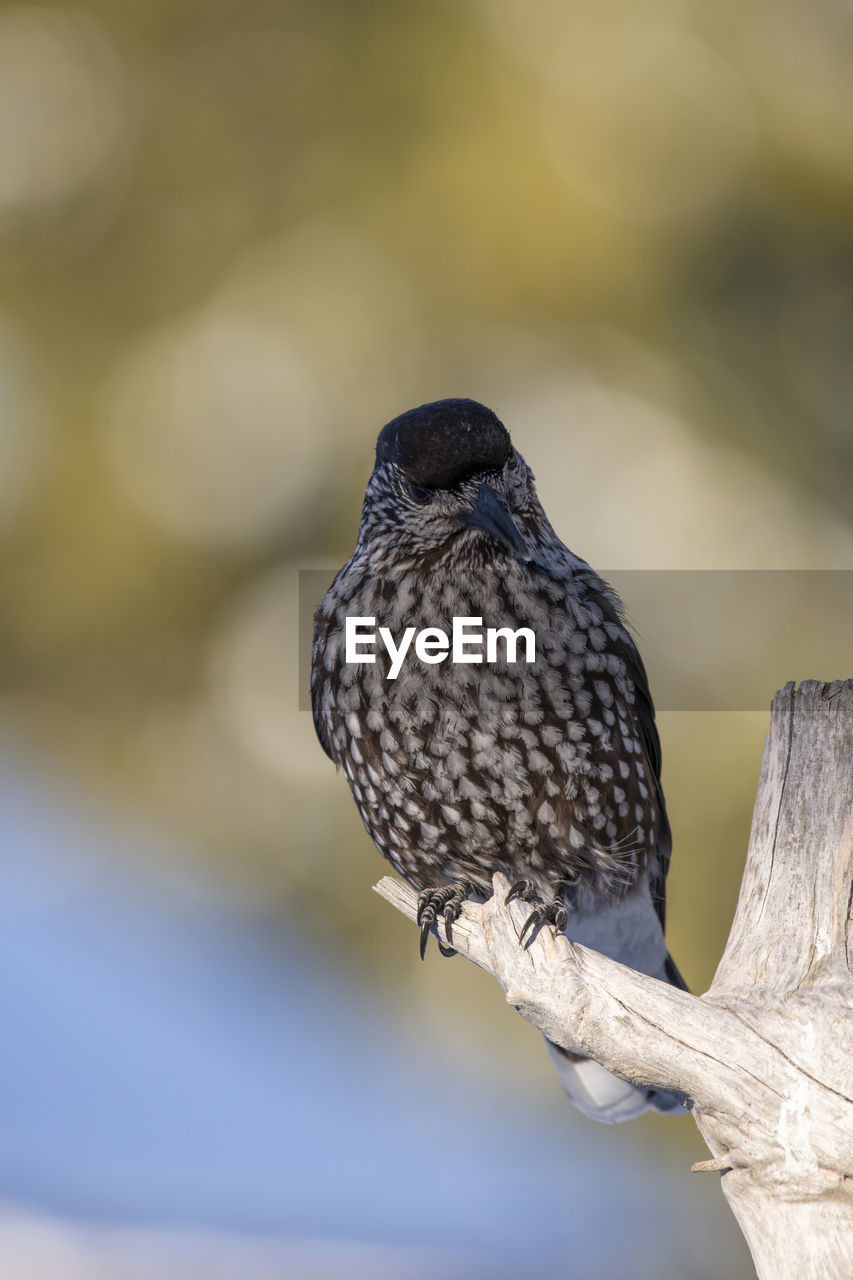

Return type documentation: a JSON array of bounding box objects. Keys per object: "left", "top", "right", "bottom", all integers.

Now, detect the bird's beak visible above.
[{"left": 459, "top": 483, "right": 531, "bottom": 561}]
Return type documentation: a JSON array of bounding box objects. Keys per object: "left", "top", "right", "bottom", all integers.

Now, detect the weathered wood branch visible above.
[{"left": 375, "top": 680, "right": 853, "bottom": 1280}]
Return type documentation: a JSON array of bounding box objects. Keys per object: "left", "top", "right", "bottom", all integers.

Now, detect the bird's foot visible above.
[
  {"left": 416, "top": 881, "right": 473, "bottom": 959},
  {"left": 506, "top": 881, "right": 567, "bottom": 946}
]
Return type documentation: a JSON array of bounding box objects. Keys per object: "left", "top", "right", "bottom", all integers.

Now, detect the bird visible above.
[{"left": 311, "top": 397, "right": 687, "bottom": 1123}]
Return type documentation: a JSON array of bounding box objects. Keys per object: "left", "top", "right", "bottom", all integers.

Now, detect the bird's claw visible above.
[
  {"left": 519, "top": 906, "right": 544, "bottom": 945},
  {"left": 416, "top": 882, "right": 472, "bottom": 959},
  {"left": 505, "top": 880, "right": 568, "bottom": 945},
  {"left": 419, "top": 914, "right": 432, "bottom": 960},
  {"left": 505, "top": 879, "right": 536, "bottom": 905},
  {"left": 519, "top": 898, "right": 568, "bottom": 947}
]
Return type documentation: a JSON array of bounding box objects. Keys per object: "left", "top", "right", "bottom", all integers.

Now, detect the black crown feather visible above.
[{"left": 375, "top": 398, "right": 512, "bottom": 489}]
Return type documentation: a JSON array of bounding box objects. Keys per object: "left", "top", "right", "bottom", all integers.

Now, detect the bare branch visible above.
[
  {"left": 376, "top": 871, "right": 739, "bottom": 1109},
  {"left": 375, "top": 681, "right": 853, "bottom": 1278}
]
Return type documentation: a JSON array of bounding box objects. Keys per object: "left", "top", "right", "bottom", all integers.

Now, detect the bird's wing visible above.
[
  {"left": 310, "top": 611, "right": 335, "bottom": 762},
  {"left": 619, "top": 628, "right": 672, "bottom": 931},
  {"left": 584, "top": 578, "right": 688, "bottom": 988},
  {"left": 311, "top": 693, "right": 334, "bottom": 762},
  {"left": 527, "top": 571, "right": 674, "bottom": 922},
  {"left": 591, "top": 576, "right": 672, "bottom": 911}
]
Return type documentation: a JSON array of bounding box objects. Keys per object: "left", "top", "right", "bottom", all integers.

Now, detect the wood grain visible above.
[{"left": 375, "top": 681, "right": 853, "bottom": 1279}]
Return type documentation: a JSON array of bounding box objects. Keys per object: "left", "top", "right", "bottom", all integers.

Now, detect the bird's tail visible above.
[
  {"left": 544, "top": 1039, "right": 686, "bottom": 1124},
  {"left": 545, "top": 872, "right": 690, "bottom": 1122}
]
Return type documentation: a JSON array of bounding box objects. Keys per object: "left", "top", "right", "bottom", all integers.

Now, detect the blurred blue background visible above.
[
  {"left": 1, "top": 0, "right": 852, "bottom": 1275},
  {"left": 0, "top": 744, "right": 745, "bottom": 1277}
]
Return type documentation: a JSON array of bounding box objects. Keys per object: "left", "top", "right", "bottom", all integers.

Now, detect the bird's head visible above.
[{"left": 360, "top": 398, "right": 536, "bottom": 562}]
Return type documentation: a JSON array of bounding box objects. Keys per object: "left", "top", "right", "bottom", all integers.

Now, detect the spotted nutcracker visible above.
[{"left": 312, "top": 398, "right": 686, "bottom": 1122}]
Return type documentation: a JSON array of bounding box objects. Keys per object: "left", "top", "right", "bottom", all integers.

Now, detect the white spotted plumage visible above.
[{"left": 311, "top": 399, "right": 686, "bottom": 1122}]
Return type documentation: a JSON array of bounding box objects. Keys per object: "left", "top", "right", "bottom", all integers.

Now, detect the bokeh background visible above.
[{"left": 1, "top": 1, "right": 852, "bottom": 1276}]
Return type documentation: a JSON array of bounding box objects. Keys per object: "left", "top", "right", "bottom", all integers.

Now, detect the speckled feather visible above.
[
  {"left": 312, "top": 400, "right": 688, "bottom": 1121},
  {"left": 312, "top": 400, "right": 671, "bottom": 922}
]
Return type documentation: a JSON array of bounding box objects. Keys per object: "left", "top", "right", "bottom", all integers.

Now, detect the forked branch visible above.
[{"left": 375, "top": 681, "right": 853, "bottom": 1280}]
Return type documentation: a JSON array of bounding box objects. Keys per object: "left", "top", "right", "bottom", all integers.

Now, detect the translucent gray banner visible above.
[{"left": 299, "top": 569, "right": 853, "bottom": 712}]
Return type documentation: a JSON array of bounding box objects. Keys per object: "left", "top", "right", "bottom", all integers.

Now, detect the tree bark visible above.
[{"left": 375, "top": 680, "right": 853, "bottom": 1280}]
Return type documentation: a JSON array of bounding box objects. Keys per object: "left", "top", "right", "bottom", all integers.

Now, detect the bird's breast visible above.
[{"left": 313, "top": 557, "right": 661, "bottom": 899}]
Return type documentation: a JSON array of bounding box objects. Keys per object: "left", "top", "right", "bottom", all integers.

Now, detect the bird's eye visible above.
[{"left": 406, "top": 482, "right": 431, "bottom": 503}]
